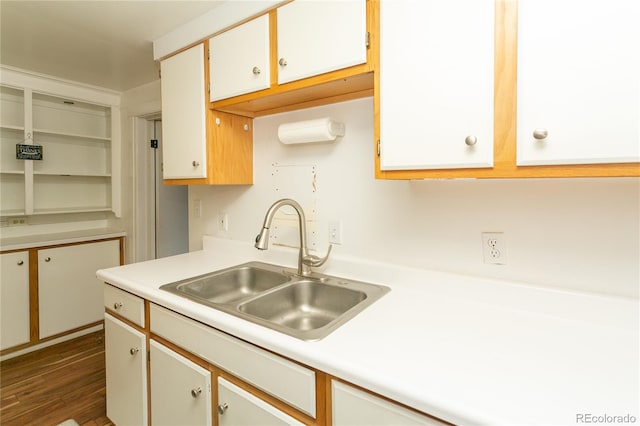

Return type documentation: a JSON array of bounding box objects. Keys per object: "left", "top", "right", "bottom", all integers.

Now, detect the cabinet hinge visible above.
[
  {"left": 377, "top": 139, "right": 381, "bottom": 156},
  {"left": 150, "top": 139, "right": 158, "bottom": 149},
  {"left": 366, "top": 32, "right": 370, "bottom": 49}
]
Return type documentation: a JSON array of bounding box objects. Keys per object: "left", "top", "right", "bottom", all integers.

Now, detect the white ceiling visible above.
[{"left": 0, "top": 1, "right": 225, "bottom": 92}]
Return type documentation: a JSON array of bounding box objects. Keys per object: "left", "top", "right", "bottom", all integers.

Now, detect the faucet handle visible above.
[{"left": 303, "top": 244, "right": 332, "bottom": 268}]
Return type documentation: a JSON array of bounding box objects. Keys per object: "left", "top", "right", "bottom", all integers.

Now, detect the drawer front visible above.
[
  {"left": 104, "top": 284, "right": 145, "bottom": 327},
  {"left": 332, "top": 381, "right": 444, "bottom": 426},
  {"left": 150, "top": 304, "right": 316, "bottom": 417},
  {"left": 218, "top": 377, "right": 304, "bottom": 426}
]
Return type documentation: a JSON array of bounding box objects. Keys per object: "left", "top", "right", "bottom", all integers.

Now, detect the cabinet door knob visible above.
[
  {"left": 278, "top": 57, "right": 287, "bottom": 67},
  {"left": 129, "top": 347, "right": 139, "bottom": 356},
  {"left": 533, "top": 128, "right": 548, "bottom": 140},
  {"left": 113, "top": 302, "right": 123, "bottom": 310},
  {"left": 192, "top": 160, "right": 200, "bottom": 167},
  {"left": 464, "top": 135, "right": 477, "bottom": 146},
  {"left": 44, "top": 257, "right": 51, "bottom": 262},
  {"left": 217, "top": 403, "right": 229, "bottom": 415},
  {"left": 17, "top": 260, "right": 24, "bottom": 265},
  {"left": 191, "top": 387, "right": 202, "bottom": 398},
  {"left": 252, "top": 66, "right": 261, "bottom": 75}
]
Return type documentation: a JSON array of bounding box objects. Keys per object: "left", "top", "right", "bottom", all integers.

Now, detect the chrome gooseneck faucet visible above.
[{"left": 255, "top": 198, "right": 332, "bottom": 276}]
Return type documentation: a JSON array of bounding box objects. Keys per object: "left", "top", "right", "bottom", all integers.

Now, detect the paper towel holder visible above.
[{"left": 277, "top": 117, "right": 345, "bottom": 145}]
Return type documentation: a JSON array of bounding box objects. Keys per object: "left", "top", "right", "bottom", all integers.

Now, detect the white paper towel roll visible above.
[{"left": 277, "top": 117, "right": 345, "bottom": 144}]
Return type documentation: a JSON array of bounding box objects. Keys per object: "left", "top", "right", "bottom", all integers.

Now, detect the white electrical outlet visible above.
[
  {"left": 481, "top": 232, "right": 507, "bottom": 265},
  {"left": 7, "top": 216, "right": 28, "bottom": 227},
  {"left": 219, "top": 212, "right": 229, "bottom": 232},
  {"left": 328, "top": 220, "right": 342, "bottom": 244}
]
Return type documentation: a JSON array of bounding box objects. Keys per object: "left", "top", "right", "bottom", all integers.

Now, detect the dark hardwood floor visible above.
[{"left": 0, "top": 330, "right": 113, "bottom": 426}]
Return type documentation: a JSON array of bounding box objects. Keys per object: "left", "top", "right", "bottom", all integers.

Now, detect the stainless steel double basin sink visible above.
[{"left": 160, "top": 261, "right": 390, "bottom": 341}]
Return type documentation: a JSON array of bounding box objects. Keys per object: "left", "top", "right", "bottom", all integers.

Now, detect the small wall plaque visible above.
[{"left": 16, "top": 144, "right": 43, "bottom": 160}]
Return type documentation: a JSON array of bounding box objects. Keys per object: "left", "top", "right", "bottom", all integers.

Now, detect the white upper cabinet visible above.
[
  {"left": 379, "top": 0, "right": 495, "bottom": 170},
  {"left": 277, "top": 0, "right": 367, "bottom": 85},
  {"left": 160, "top": 43, "right": 207, "bottom": 179},
  {"left": 209, "top": 14, "right": 270, "bottom": 101},
  {"left": 517, "top": 0, "right": 640, "bottom": 166}
]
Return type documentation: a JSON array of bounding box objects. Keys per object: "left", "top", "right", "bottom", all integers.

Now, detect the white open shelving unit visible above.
[{"left": 0, "top": 69, "right": 121, "bottom": 218}]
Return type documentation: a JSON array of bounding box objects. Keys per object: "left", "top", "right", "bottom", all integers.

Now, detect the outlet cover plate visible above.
[{"left": 482, "top": 232, "right": 507, "bottom": 265}]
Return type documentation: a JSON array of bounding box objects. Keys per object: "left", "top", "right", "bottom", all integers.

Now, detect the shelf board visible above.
[
  {"left": 32, "top": 206, "right": 112, "bottom": 215},
  {"left": 33, "top": 172, "right": 111, "bottom": 178},
  {"left": 0, "top": 170, "right": 25, "bottom": 175},
  {"left": 0, "top": 125, "right": 25, "bottom": 132},
  {"left": 33, "top": 128, "right": 111, "bottom": 142},
  {"left": 0, "top": 210, "right": 27, "bottom": 217}
]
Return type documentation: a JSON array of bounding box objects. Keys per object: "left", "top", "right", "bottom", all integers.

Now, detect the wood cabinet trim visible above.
[{"left": 28, "top": 248, "right": 39, "bottom": 344}]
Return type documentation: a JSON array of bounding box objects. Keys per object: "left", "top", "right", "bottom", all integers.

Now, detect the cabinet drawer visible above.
[
  {"left": 218, "top": 377, "right": 304, "bottom": 426},
  {"left": 150, "top": 304, "right": 316, "bottom": 417},
  {"left": 104, "top": 284, "right": 145, "bottom": 327},
  {"left": 332, "top": 381, "right": 445, "bottom": 426}
]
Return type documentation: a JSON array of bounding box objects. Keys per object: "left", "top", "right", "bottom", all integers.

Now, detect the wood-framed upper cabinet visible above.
[
  {"left": 375, "top": 0, "right": 640, "bottom": 179},
  {"left": 516, "top": 0, "right": 640, "bottom": 166},
  {"left": 276, "top": 0, "right": 368, "bottom": 85},
  {"left": 209, "top": 0, "right": 376, "bottom": 118},
  {"left": 378, "top": 0, "right": 495, "bottom": 171},
  {"left": 209, "top": 14, "right": 271, "bottom": 101},
  {"left": 160, "top": 43, "right": 208, "bottom": 180},
  {"left": 160, "top": 41, "right": 254, "bottom": 185}
]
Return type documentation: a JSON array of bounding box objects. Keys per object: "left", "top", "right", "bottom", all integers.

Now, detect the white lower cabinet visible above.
[
  {"left": 104, "top": 313, "right": 148, "bottom": 426},
  {"left": 332, "top": 381, "right": 445, "bottom": 426},
  {"left": 150, "top": 339, "right": 212, "bottom": 426},
  {"left": 217, "top": 377, "right": 304, "bottom": 426},
  {"left": 0, "top": 251, "right": 30, "bottom": 350},
  {"left": 39, "top": 239, "right": 120, "bottom": 338},
  {"left": 104, "top": 297, "right": 445, "bottom": 425}
]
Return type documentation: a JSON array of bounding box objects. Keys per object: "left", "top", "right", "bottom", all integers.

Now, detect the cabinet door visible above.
[
  {"left": 517, "top": 0, "right": 640, "bottom": 166},
  {"left": 150, "top": 340, "right": 212, "bottom": 426},
  {"left": 39, "top": 240, "right": 120, "bottom": 339},
  {"left": 379, "top": 0, "right": 495, "bottom": 170},
  {"left": 160, "top": 43, "right": 207, "bottom": 179},
  {"left": 277, "top": 0, "right": 367, "bottom": 84},
  {"left": 332, "top": 381, "right": 443, "bottom": 426},
  {"left": 0, "top": 251, "right": 30, "bottom": 350},
  {"left": 210, "top": 14, "right": 270, "bottom": 101},
  {"left": 217, "top": 377, "right": 304, "bottom": 426},
  {"left": 104, "top": 314, "right": 148, "bottom": 426}
]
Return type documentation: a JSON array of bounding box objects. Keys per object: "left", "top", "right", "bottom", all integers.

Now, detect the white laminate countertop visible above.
[
  {"left": 0, "top": 227, "right": 125, "bottom": 251},
  {"left": 97, "top": 236, "right": 639, "bottom": 426}
]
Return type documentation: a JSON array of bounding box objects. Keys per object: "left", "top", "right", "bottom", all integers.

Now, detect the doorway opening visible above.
[{"left": 133, "top": 115, "right": 188, "bottom": 262}]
